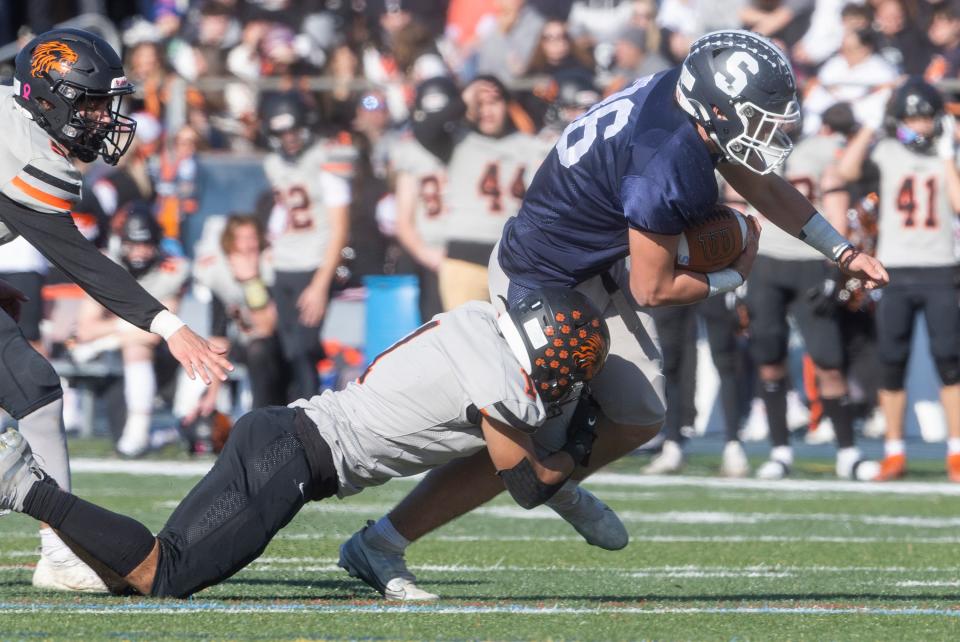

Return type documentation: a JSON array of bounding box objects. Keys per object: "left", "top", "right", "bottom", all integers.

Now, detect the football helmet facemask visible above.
[
  {"left": 14, "top": 28, "right": 137, "bottom": 165},
  {"left": 886, "top": 77, "right": 945, "bottom": 153},
  {"left": 676, "top": 29, "right": 800, "bottom": 175},
  {"left": 497, "top": 288, "right": 610, "bottom": 411}
]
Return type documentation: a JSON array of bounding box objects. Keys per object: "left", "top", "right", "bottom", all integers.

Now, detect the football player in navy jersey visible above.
[{"left": 338, "top": 30, "right": 890, "bottom": 600}]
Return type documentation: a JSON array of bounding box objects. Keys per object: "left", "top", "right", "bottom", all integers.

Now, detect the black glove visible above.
[{"left": 560, "top": 391, "right": 601, "bottom": 467}]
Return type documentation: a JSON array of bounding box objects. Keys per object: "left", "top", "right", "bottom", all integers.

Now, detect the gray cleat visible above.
[{"left": 338, "top": 521, "right": 439, "bottom": 600}]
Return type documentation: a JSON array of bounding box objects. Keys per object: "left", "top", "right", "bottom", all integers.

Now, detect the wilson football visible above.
[{"left": 676, "top": 205, "right": 748, "bottom": 273}]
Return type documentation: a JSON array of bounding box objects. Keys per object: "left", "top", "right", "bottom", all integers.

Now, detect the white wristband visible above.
[
  {"left": 150, "top": 309, "right": 186, "bottom": 340},
  {"left": 706, "top": 268, "right": 744, "bottom": 297},
  {"left": 799, "top": 212, "right": 852, "bottom": 261}
]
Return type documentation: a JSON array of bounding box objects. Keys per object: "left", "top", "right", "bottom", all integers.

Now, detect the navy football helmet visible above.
[
  {"left": 14, "top": 28, "right": 137, "bottom": 165},
  {"left": 886, "top": 77, "right": 944, "bottom": 153},
  {"left": 676, "top": 30, "right": 800, "bottom": 175}
]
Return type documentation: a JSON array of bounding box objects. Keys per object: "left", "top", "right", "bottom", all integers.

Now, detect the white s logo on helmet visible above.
[{"left": 714, "top": 51, "right": 759, "bottom": 98}]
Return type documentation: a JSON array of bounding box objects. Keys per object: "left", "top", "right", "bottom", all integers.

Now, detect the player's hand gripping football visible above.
[
  {"left": 730, "top": 214, "right": 762, "bottom": 280},
  {"left": 837, "top": 247, "right": 889, "bottom": 290},
  {"left": 167, "top": 326, "right": 233, "bottom": 385},
  {"left": 0, "top": 278, "right": 27, "bottom": 322}
]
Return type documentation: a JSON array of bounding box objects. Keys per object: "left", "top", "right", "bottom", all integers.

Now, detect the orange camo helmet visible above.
[{"left": 497, "top": 287, "right": 610, "bottom": 407}]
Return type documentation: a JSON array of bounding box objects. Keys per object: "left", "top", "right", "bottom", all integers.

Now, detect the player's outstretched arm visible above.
[
  {"left": 0, "top": 196, "right": 233, "bottom": 382},
  {"left": 481, "top": 416, "right": 575, "bottom": 509},
  {"left": 719, "top": 162, "right": 889, "bottom": 289}
]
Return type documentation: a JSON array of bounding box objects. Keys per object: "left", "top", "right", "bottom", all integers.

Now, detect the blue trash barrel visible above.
[{"left": 363, "top": 275, "right": 422, "bottom": 364}]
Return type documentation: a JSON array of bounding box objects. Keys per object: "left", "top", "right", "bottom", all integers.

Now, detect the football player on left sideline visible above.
[{"left": 0, "top": 29, "right": 231, "bottom": 592}]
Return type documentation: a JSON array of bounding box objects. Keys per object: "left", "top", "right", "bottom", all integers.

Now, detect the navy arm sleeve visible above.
[{"left": 0, "top": 194, "right": 165, "bottom": 331}]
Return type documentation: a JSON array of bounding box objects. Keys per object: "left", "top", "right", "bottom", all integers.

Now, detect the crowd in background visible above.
[{"left": 1, "top": 0, "right": 960, "bottom": 475}]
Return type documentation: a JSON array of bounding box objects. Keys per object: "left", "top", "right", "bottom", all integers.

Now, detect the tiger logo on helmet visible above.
[{"left": 30, "top": 41, "right": 78, "bottom": 78}]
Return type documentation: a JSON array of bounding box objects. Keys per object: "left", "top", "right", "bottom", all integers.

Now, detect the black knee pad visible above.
[
  {"left": 935, "top": 357, "right": 960, "bottom": 386},
  {"left": 880, "top": 361, "right": 907, "bottom": 391},
  {"left": 0, "top": 317, "right": 61, "bottom": 419}
]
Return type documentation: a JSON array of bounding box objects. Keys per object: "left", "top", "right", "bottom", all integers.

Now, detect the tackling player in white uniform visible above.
[
  {"left": 0, "top": 29, "right": 231, "bottom": 593},
  {"left": 260, "top": 92, "right": 350, "bottom": 399},
  {"left": 0, "top": 288, "right": 611, "bottom": 600},
  {"left": 838, "top": 78, "right": 960, "bottom": 481}
]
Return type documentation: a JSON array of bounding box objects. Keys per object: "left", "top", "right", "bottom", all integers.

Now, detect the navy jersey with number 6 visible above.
[{"left": 499, "top": 67, "right": 720, "bottom": 289}]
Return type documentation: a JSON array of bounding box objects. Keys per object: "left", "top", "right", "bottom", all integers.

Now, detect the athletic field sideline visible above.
[{"left": 3, "top": 452, "right": 960, "bottom": 641}]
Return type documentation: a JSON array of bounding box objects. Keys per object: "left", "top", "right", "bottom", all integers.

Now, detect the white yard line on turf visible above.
[
  {"left": 69, "top": 458, "right": 960, "bottom": 497},
  {"left": 2, "top": 603, "right": 960, "bottom": 616},
  {"left": 269, "top": 531, "right": 960, "bottom": 544}
]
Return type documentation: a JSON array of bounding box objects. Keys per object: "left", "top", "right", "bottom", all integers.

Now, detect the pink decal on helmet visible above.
[{"left": 21, "top": 83, "right": 30, "bottom": 99}]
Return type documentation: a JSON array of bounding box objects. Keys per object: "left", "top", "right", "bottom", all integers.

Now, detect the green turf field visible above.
[{"left": 3, "top": 451, "right": 960, "bottom": 641}]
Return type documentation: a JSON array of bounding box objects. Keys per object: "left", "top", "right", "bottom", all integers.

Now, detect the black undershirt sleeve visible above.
[{"left": 0, "top": 194, "right": 165, "bottom": 331}]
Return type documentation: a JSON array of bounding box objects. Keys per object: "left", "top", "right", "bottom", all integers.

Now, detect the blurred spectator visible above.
[
  {"left": 155, "top": 125, "right": 204, "bottom": 256},
  {"left": 527, "top": 19, "right": 595, "bottom": 78},
  {"left": 352, "top": 91, "right": 400, "bottom": 180},
  {"left": 474, "top": 0, "right": 546, "bottom": 83},
  {"left": 874, "top": 0, "right": 935, "bottom": 74},
  {"left": 793, "top": 0, "right": 857, "bottom": 70},
  {"left": 366, "top": 0, "right": 450, "bottom": 39},
  {"left": 567, "top": 0, "right": 640, "bottom": 48},
  {"left": 802, "top": 20, "right": 898, "bottom": 137},
  {"left": 191, "top": 214, "right": 285, "bottom": 416},
  {"left": 92, "top": 112, "right": 163, "bottom": 219},
  {"left": 125, "top": 40, "right": 171, "bottom": 121},
  {"left": 323, "top": 43, "right": 364, "bottom": 132},
  {"left": 539, "top": 74, "right": 600, "bottom": 140},
  {"left": 603, "top": 26, "right": 671, "bottom": 93},
  {"left": 73, "top": 206, "right": 189, "bottom": 457},
  {"left": 657, "top": 0, "right": 748, "bottom": 63},
  {"left": 391, "top": 22, "right": 447, "bottom": 85},
  {"left": 739, "top": 0, "right": 815, "bottom": 47},
  {"left": 926, "top": 2, "right": 960, "bottom": 82},
  {"left": 167, "top": 1, "right": 240, "bottom": 82}
]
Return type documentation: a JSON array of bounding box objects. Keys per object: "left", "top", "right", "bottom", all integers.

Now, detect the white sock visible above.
[
  {"left": 39, "top": 527, "right": 77, "bottom": 564},
  {"left": 948, "top": 439, "right": 960, "bottom": 455},
  {"left": 885, "top": 439, "right": 905, "bottom": 457},
  {"left": 836, "top": 446, "right": 862, "bottom": 473},
  {"left": 124, "top": 360, "right": 155, "bottom": 415},
  {"left": 363, "top": 517, "right": 410, "bottom": 554},
  {"left": 18, "top": 398, "right": 70, "bottom": 491},
  {"left": 770, "top": 445, "right": 793, "bottom": 466}
]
